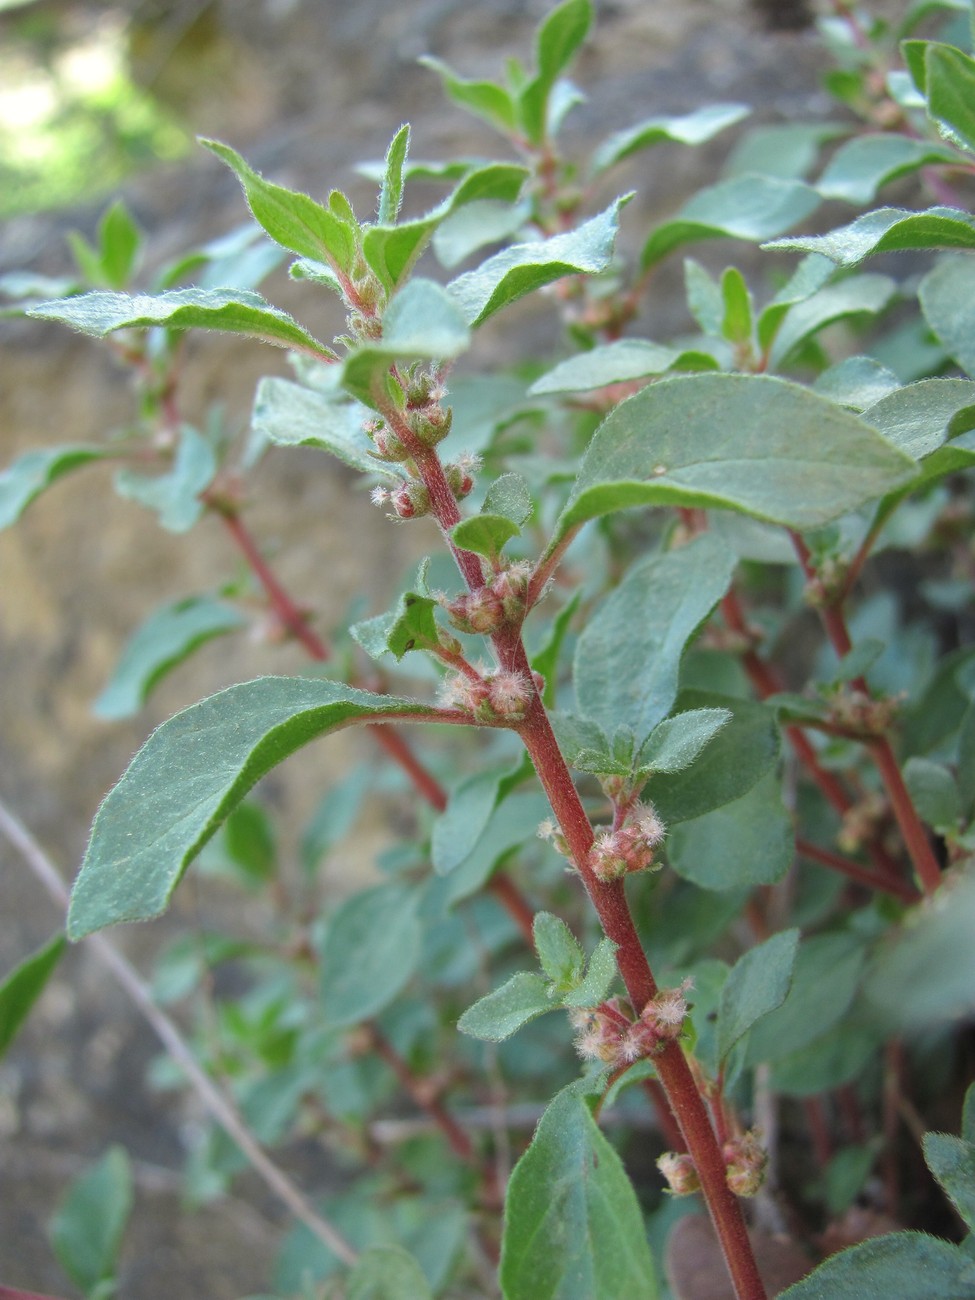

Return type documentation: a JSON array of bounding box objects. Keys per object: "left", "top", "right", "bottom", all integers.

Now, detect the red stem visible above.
[
  {"left": 796, "top": 838, "right": 920, "bottom": 904},
  {"left": 368, "top": 1025, "right": 478, "bottom": 1165}
]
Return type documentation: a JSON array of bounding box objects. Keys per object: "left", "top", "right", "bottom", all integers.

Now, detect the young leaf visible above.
[
  {"left": 346, "top": 1245, "right": 434, "bottom": 1300},
  {"left": 0, "top": 445, "right": 105, "bottom": 529},
  {"left": 813, "top": 356, "right": 901, "bottom": 411},
  {"left": 720, "top": 266, "right": 753, "bottom": 346},
  {"left": 431, "top": 766, "right": 509, "bottom": 875},
  {"left": 591, "top": 103, "right": 749, "bottom": 175},
  {"left": 779, "top": 1231, "right": 975, "bottom": 1298},
  {"left": 518, "top": 0, "right": 593, "bottom": 144},
  {"left": 717, "top": 928, "right": 799, "bottom": 1064},
  {"left": 251, "top": 377, "right": 385, "bottom": 476},
  {"left": 114, "top": 426, "right": 216, "bottom": 533},
  {"left": 457, "top": 971, "right": 553, "bottom": 1041},
  {"left": 0, "top": 934, "right": 67, "bottom": 1058},
  {"left": 533, "top": 912, "right": 585, "bottom": 989},
  {"left": 528, "top": 338, "right": 718, "bottom": 395},
  {"left": 350, "top": 590, "right": 442, "bottom": 662},
  {"left": 451, "top": 513, "right": 520, "bottom": 559},
  {"left": 417, "top": 57, "right": 518, "bottom": 134},
  {"left": 640, "top": 176, "right": 820, "bottom": 269},
  {"left": 816, "top": 134, "right": 958, "bottom": 204},
  {"left": 667, "top": 771, "right": 793, "bottom": 890},
  {"left": 49, "top": 1147, "right": 133, "bottom": 1295},
  {"left": 647, "top": 691, "right": 780, "bottom": 825},
  {"left": 447, "top": 198, "right": 626, "bottom": 326},
  {"left": 923, "top": 1133, "right": 975, "bottom": 1233},
  {"left": 93, "top": 596, "right": 246, "bottom": 720},
  {"left": 500, "top": 1086, "right": 658, "bottom": 1300},
  {"left": 637, "top": 708, "right": 732, "bottom": 775},
  {"left": 97, "top": 200, "right": 142, "bottom": 289},
  {"left": 573, "top": 534, "right": 736, "bottom": 747},
  {"left": 862, "top": 377, "right": 975, "bottom": 459},
  {"left": 341, "top": 278, "right": 471, "bottom": 406},
  {"left": 920, "top": 255, "right": 975, "bottom": 378},
  {"left": 562, "top": 937, "right": 618, "bottom": 1008},
  {"left": 764, "top": 206, "right": 975, "bottom": 266},
  {"left": 67, "top": 677, "right": 441, "bottom": 938},
  {"left": 201, "top": 139, "right": 357, "bottom": 271},
  {"left": 29, "top": 287, "right": 334, "bottom": 357},
  {"left": 377, "top": 124, "right": 410, "bottom": 225},
  {"left": 767, "top": 273, "right": 896, "bottom": 369},
  {"left": 320, "top": 882, "right": 423, "bottom": 1026},
  {"left": 432, "top": 197, "right": 532, "bottom": 268},
  {"left": 550, "top": 373, "right": 917, "bottom": 547},
  {"left": 482, "top": 472, "right": 533, "bottom": 525},
  {"left": 925, "top": 43, "right": 975, "bottom": 153}
]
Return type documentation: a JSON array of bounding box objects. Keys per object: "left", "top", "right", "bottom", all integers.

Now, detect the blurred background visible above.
[{"left": 0, "top": 1, "right": 831, "bottom": 1293}]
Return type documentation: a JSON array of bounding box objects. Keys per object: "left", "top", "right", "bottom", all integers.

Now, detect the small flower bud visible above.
[
  {"left": 444, "top": 587, "right": 506, "bottom": 635},
  {"left": 374, "top": 481, "right": 430, "bottom": 520},
  {"left": 641, "top": 981, "right": 690, "bottom": 1042},
  {"left": 367, "top": 425, "right": 410, "bottom": 462},
  {"left": 724, "top": 1130, "right": 767, "bottom": 1198},
  {"left": 408, "top": 404, "right": 453, "bottom": 447},
  {"left": 439, "top": 672, "right": 490, "bottom": 713},
  {"left": 538, "top": 818, "right": 569, "bottom": 857},
  {"left": 444, "top": 457, "right": 479, "bottom": 500},
  {"left": 587, "top": 803, "right": 665, "bottom": 882},
  {"left": 486, "top": 670, "right": 533, "bottom": 720},
  {"left": 658, "top": 1151, "right": 700, "bottom": 1196}
]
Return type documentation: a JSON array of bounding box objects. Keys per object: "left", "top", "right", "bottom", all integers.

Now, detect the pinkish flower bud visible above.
[
  {"left": 439, "top": 672, "right": 490, "bottom": 713},
  {"left": 641, "top": 982, "right": 690, "bottom": 1042},
  {"left": 486, "top": 670, "right": 533, "bottom": 720},
  {"left": 408, "top": 404, "right": 453, "bottom": 447},
  {"left": 368, "top": 425, "right": 411, "bottom": 462},
  {"left": 658, "top": 1151, "right": 700, "bottom": 1196},
  {"left": 389, "top": 482, "right": 431, "bottom": 519},
  {"left": 724, "top": 1130, "right": 767, "bottom": 1198}
]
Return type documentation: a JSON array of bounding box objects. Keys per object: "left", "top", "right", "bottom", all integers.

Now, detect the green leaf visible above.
[
  {"left": 533, "top": 912, "right": 585, "bottom": 989},
  {"left": 920, "top": 255, "right": 975, "bottom": 378},
  {"left": 528, "top": 338, "right": 718, "bottom": 395},
  {"left": 767, "top": 273, "right": 896, "bottom": 369},
  {"left": 483, "top": 472, "right": 533, "bottom": 525},
  {"left": 93, "top": 596, "right": 246, "bottom": 720},
  {"left": 573, "top": 535, "right": 735, "bottom": 748},
  {"left": 0, "top": 934, "right": 67, "bottom": 1058},
  {"left": 648, "top": 691, "right": 780, "bottom": 825},
  {"left": 755, "top": 252, "right": 837, "bottom": 352},
  {"left": 431, "top": 766, "right": 509, "bottom": 875},
  {"left": 346, "top": 1245, "right": 434, "bottom": 1300},
  {"left": 924, "top": 1133, "right": 975, "bottom": 1233},
  {"left": 636, "top": 708, "right": 731, "bottom": 775},
  {"left": 432, "top": 198, "right": 532, "bottom": 268},
  {"left": 341, "top": 279, "right": 471, "bottom": 406},
  {"left": 765, "top": 206, "right": 975, "bottom": 266},
  {"left": 813, "top": 356, "right": 901, "bottom": 411},
  {"left": 816, "top": 134, "right": 958, "bottom": 204},
  {"left": 717, "top": 928, "right": 799, "bottom": 1063},
  {"left": 926, "top": 43, "right": 975, "bottom": 153},
  {"left": 963, "top": 1083, "right": 975, "bottom": 1147},
  {"left": 251, "top": 376, "right": 384, "bottom": 475},
  {"left": 903, "top": 756, "right": 962, "bottom": 830},
  {"left": 50, "top": 1147, "right": 133, "bottom": 1294},
  {"left": 202, "top": 800, "right": 276, "bottom": 886},
  {"left": 320, "top": 882, "right": 423, "bottom": 1026},
  {"left": 592, "top": 103, "right": 749, "bottom": 175},
  {"left": 447, "top": 198, "right": 626, "bottom": 326},
  {"left": 67, "top": 677, "right": 439, "bottom": 938},
  {"left": 551, "top": 374, "right": 916, "bottom": 546},
  {"left": 667, "top": 771, "right": 793, "bottom": 890},
  {"left": 863, "top": 377, "right": 975, "bottom": 458},
  {"left": 562, "top": 937, "right": 618, "bottom": 1008},
  {"left": 418, "top": 57, "right": 518, "bottom": 134},
  {"left": 114, "top": 426, "right": 216, "bottom": 533},
  {"left": 457, "top": 971, "right": 553, "bottom": 1041},
  {"left": 377, "top": 124, "right": 410, "bottom": 225},
  {"left": 362, "top": 162, "right": 530, "bottom": 290},
  {"left": 641, "top": 176, "right": 820, "bottom": 269},
  {"left": 721, "top": 266, "right": 753, "bottom": 345},
  {"left": 201, "top": 139, "right": 356, "bottom": 271},
  {"left": 723, "top": 122, "right": 845, "bottom": 181},
  {"left": 745, "top": 932, "right": 866, "bottom": 1065},
  {"left": 0, "top": 445, "right": 105, "bottom": 529},
  {"left": 779, "top": 1232, "right": 975, "bottom": 1299},
  {"left": 29, "top": 287, "right": 334, "bottom": 357},
  {"left": 500, "top": 1086, "right": 657, "bottom": 1300},
  {"left": 350, "top": 590, "right": 442, "bottom": 662},
  {"left": 451, "top": 513, "right": 520, "bottom": 558},
  {"left": 519, "top": 0, "right": 593, "bottom": 144},
  {"left": 97, "top": 201, "right": 142, "bottom": 289}
]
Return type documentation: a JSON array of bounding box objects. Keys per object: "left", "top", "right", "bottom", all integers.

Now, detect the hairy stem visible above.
[{"left": 0, "top": 800, "right": 358, "bottom": 1267}]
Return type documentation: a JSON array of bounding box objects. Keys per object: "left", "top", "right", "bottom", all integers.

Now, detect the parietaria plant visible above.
[{"left": 4, "top": 1, "right": 975, "bottom": 1296}]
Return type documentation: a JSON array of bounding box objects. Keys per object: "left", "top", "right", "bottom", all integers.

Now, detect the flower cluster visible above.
[
  {"left": 586, "top": 803, "right": 666, "bottom": 882},
  {"left": 369, "top": 481, "right": 431, "bottom": 520},
  {"left": 723, "top": 1130, "right": 767, "bottom": 1197},
  {"left": 657, "top": 1151, "right": 701, "bottom": 1197},
  {"left": 442, "top": 561, "right": 533, "bottom": 636},
  {"left": 571, "top": 983, "right": 689, "bottom": 1069},
  {"left": 439, "top": 668, "right": 535, "bottom": 723}
]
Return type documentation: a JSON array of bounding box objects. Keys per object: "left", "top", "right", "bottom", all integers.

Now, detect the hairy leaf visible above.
[
  {"left": 765, "top": 206, "right": 975, "bottom": 266},
  {"left": 717, "top": 928, "right": 799, "bottom": 1063},
  {"left": 920, "top": 255, "right": 975, "bottom": 378},
  {"left": 636, "top": 708, "right": 731, "bottom": 775},
  {"left": 779, "top": 1232, "right": 975, "bottom": 1298},
  {"left": 528, "top": 339, "right": 718, "bottom": 395},
  {"left": 923, "top": 1133, "right": 975, "bottom": 1234},
  {"left": 500, "top": 1086, "right": 657, "bottom": 1299},
  {"left": 114, "top": 426, "right": 216, "bottom": 532},
  {"left": 251, "top": 377, "right": 384, "bottom": 475},
  {"left": 816, "top": 134, "right": 957, "bottom": 204},
  {"left": 377, "top": 124, "right": 410, "bottom": 225},
  {"left": 320, "top": 882, "right": 423, "bottom": 1026},
  {"left": 457, "top": 971, "right": 552, "bottom": 1041},
  {"left": 592, "top": 103, "right": 749, "bottom": 174},
  {"left": 0, "top": 934, "right": 67, "bottom": 1058},
  {"left": 551, "top": 373, "right": 916, "bottom": 545},
  {"left": 862, "top": 378, "right": 975, "bottom": 459},
  {"left": 0, "top": 445, "right": 105, "bottom": 529},
  {"left": 68, "top": 677, "right": 439, "bottom": 937},
  {"left": 667, "top": 771, "right": 793, "bottom": 890}
]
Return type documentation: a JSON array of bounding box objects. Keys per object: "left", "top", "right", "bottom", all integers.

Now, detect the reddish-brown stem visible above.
[
  {"left": 796, "top": 838, "right": 920, "bottom": 904},
  {"left": 213, "top": 504, "right": 331, "bottom": 661},
  {"left": 367, "top": 1025, "right": 478, "bottom": 1166},
  {"left": 789, "top": 533, "right": 941, "bottom": 895}
]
